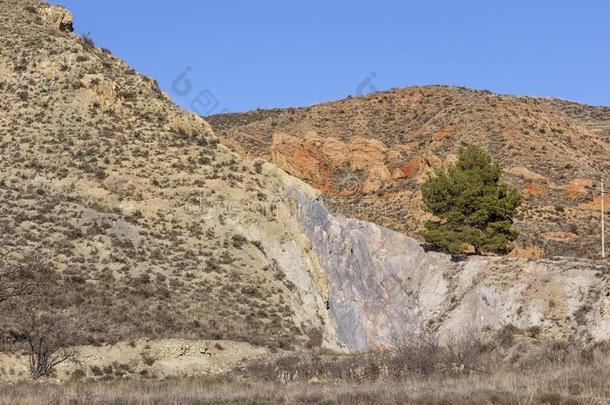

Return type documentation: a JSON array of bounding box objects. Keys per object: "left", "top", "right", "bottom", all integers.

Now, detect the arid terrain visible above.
[
  {"left": 209, "top": 87, "right": 610, "bottom": 259},
  {"left": 0, "top": 1, "right": 609, "bottom": 404},
  {"left": 2, "top": 334, "right": 610, "bottom": 404},
  {"left": 0, "top": 0, "right": 344, "bottom": 351}
]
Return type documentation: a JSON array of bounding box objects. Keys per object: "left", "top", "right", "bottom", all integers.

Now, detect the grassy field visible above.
[
  {"left": 1, "top": 334, "right": 609, "bottom": 405},
  {"left": 0, "top": 362, "right": 608, "bottom": 405}
]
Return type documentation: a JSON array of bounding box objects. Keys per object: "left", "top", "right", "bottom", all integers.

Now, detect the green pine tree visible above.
[{"left": 420, "top": 145, "right": 521, "bottom": 255}]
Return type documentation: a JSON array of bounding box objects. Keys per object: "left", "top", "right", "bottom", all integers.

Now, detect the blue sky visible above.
[{"left": 50, "top": 0, "right": 610, "bottom": 113}]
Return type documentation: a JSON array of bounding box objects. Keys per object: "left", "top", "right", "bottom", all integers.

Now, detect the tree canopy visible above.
[{"left": 420, "top": 145, "right": 521, "bottom": 255}]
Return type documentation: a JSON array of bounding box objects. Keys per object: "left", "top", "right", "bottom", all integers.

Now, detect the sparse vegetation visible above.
[
  {"left": 0, "top": 334, "right": 608, "bottom": 404},
  {"left": 2, "top": 2, "right": 609, "bottom": 403},
  {"left": 0, "top": 0, "right": 313, "bottom": 355}
]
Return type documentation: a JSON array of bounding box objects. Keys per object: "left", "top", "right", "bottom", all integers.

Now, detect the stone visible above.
[
  {"left": 282, "top": 179, "right": 610, "bottom": 350},
  {"left": 43, "top": 5, "right": 73, "bottom": 32}
]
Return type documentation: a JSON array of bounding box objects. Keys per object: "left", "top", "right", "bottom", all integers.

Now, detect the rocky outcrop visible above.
[
  {"left": 270, "top": 132, "right": 432, "bottom": 195},
  {"left": 281, "top": 179, "right": 610, "bottom": 350},
  {"left": 42, "top": 5, "right": 73, "bottom": 32}
]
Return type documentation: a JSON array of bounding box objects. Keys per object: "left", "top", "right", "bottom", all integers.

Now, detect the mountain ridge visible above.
[{"left": 0, "top": 0, "right": 341, "bottom": 351}]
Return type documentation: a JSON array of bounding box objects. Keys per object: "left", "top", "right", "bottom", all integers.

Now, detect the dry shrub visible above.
[
  {"left": 22, "top": 312, "right": 78, "bottom": 379},
  {"left": 388, "top": 329, "right": 490, "bottom": 377},
  {"left": 0, "top": 252, "right": 46, "bottom": 305},
  {"left": 246, "top": 329, "right": 490, "bottom": 382},
  {"left": 495, "top": 324, "right": 519, "bottom": 348},
  {"left": 246, "top": 328, "right": 607, "bottom": 386},
  {"left": 1, "top": 353, "right": 609, "bottom": 404}
]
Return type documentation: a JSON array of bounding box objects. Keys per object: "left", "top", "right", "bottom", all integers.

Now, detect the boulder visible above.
[{"left": 43, "top": 5, "right": 73, "bottom": 32}]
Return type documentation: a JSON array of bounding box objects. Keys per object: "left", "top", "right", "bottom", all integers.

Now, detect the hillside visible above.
[
  {"left": 0, "top": 0, "right": 338, "bottom": 351},
  {"left": 208, "top": 86, "right": 610, "bottom": 258}
]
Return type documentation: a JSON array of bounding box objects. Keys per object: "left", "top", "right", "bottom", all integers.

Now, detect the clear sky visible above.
[{"left": 50, "top": 0, "right": 610, "bottom": 113}]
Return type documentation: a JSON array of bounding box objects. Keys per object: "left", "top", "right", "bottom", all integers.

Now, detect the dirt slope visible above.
[{"left": 209, "top": 86, "right": 610, "bottom": 258}]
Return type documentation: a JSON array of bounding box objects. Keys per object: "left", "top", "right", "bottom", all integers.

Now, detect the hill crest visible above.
[{"left": 208, "top": 85, "right": 610, "bottom": 258}]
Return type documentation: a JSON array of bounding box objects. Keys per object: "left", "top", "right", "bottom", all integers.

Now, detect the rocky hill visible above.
[
  {"left": 0, "top": 0, "right": 339, "bottom": 351},
  {"left": 208, "top": 86, "right": 610, "bottom": 259},
  {"left": 0, "top": 0, "right": 608, "bottom": 383}
]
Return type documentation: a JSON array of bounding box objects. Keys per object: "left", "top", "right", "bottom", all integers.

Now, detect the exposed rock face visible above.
[
  {"left": 285, "top": 184, "right": 610, "bottom": 350},
  {"left": 270, "top": 132, "right": 419, "bottom": 194}
]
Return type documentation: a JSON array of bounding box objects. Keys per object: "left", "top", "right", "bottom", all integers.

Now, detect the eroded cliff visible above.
[{"left": 281, "top": 178, "right": 610, "bottom": 350}]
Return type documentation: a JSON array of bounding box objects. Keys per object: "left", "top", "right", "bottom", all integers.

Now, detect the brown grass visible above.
[
  {"left": 0, "top": 359, "right": 609, "bottom": 404},
  {"left": 1, "top": 332, "right": 609, "bottom": 404}
]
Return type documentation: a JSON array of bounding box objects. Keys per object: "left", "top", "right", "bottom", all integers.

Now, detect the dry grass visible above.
[
  {"left": 2, "top": 333, "right": 609, "bottom": 404},
  {"left": 0, "top": 360, "right": 609, "bottom": 404}
]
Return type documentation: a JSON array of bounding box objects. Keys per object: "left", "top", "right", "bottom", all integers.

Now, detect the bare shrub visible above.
[
  {"left": 231, "top": 234, "right": 247, "bottom": 249},
  {"left": 0, "top": 253, "right": 79, "bottom": 379},
  {"left": 305, "top": 327, "right": 323, "bottom": 349},
  {"left": 444, "top": 331, "right": 491, "bottom": 372},
  {"left": 246, "top": 329, "right": 490, "bottom": 382},
  {"left": 81, "top": 33, "right": 95, "bottom": 50},
  {"left": 496, "top": 324, "right": 519, "bottom": 348},
  {"left": 20, "top": 311, "right": 78, "bottom": 379},
  {"left": 388, "top": 329, "right": 490, "bottom": 377},
  {"left": 253, "top": 160, "right": 264, "bottom": 174},
  {"left": 390, "top": 328, "right": 443, "bottom": 376}
]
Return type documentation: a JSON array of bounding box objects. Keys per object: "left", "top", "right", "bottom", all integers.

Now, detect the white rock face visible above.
[
  {"left": 229, "top": 163, "right": 346, "bottom": 351},
  {"left": 279, "top": 178, "right": 610, "bottom": 350}
]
